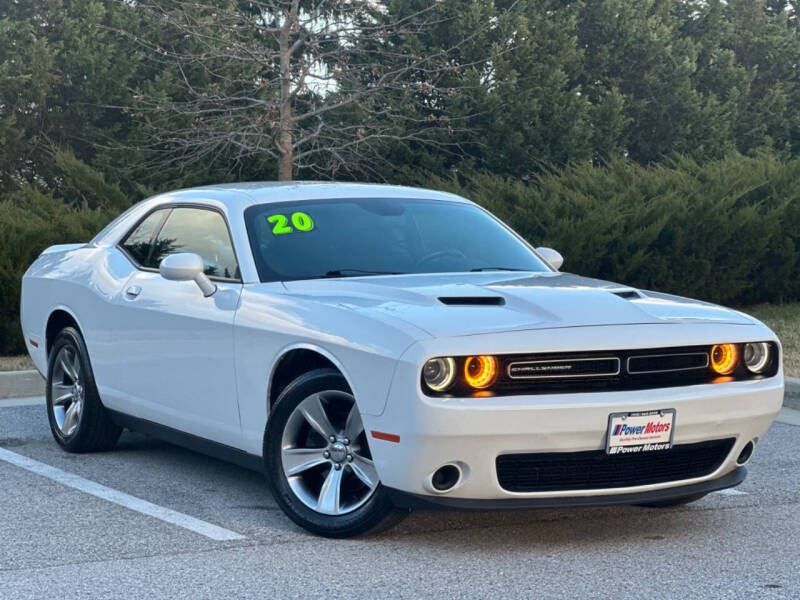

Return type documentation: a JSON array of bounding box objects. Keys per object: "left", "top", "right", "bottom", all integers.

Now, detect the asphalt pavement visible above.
[{"left": 1, "top": 397, "right": 798, "bottom": 599}]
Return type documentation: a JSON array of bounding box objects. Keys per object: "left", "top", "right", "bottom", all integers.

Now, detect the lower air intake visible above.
[{"left": 496, "top": 438, "right": 735, "bottom": 492}]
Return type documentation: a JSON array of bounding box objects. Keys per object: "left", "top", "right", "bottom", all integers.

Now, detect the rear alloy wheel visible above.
[
  {"left": 265, "top": 369, "right": 406, "bottom": 537},
  {"left": 50, "top": 344, "right": 85, "bottom": 438},
  {"left": 46, "top": 327, "right": 122, "bottom": 452}
]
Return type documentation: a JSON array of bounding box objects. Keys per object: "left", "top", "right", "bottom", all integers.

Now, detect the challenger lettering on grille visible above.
[
  {"left": 507, "top": 357, "right": 620, "bottom": 379},
  {"left": 513, "top": 364, "right": 573, "bottom": 375}
]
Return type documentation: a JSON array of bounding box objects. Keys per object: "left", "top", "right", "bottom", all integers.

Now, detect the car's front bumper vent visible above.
[{"left": 495, "top": 438, "right": 735, "bottom": 492}]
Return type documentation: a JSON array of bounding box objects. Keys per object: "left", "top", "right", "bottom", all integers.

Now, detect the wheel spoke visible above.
[
  {"left": 52, "top": 383, "right": 73, "bottom": 406},
  {"left": 70, "top": 351, "right": 81, "bottom": 382},
  {"left": 344, "top": 402, "right": 364, "bottom": 442},
  {"left": 349, "top": 454, "right": 378, "bottom": 489},
  {"left": 53, "top": 391, "right": 74, "bottom": 406},
  {"left": 282, "top": 447, "right": 328, "bottom": 476},
  {"left": 62, "top": 402, "right": 79, "bottom": 434},
  {"left": 299, "top": 394, "right": 337, "bottom": 439},
  {"left": 59, "top": 351, "right": 79, "bottom": 383},
  {"left": 317, "top": 466, "right": 344, "bottom": 514},
  {"left": 74, "top": 399, "right": 82, "bottom": 420}
]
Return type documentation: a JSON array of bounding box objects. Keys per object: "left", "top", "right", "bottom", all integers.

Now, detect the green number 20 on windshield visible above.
[{"left": 267, "top": 211, "right": 315, "bottom": 235}]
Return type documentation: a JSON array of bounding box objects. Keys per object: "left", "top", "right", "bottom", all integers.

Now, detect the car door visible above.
[{"left": 108, "top": 205, "right": 244, "bottom": 447}]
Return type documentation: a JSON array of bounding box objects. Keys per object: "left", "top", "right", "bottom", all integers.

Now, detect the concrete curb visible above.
[
  {"left": 1, "top": 369, "right": 799, "bottom": 406},
  {"left": 778, "top": 406, "right": 800, "bottom": 426},
  {"left": 785, "top": 377, "right": 800, "bottom": 411},
  {"left": 0, "top": 370, "right": 44, "bottom": 399}
]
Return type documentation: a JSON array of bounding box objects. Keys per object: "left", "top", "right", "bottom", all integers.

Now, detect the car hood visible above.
[{"left": 282, "top": 272, "right": 755, "bottom": 338}]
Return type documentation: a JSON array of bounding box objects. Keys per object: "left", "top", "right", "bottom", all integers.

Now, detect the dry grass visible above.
[
  {"left": 0, "top": 355, "right": 35, "bottom": 372},
  {"left": 743, "top": 303, "right": 800, "bottom": 378}
]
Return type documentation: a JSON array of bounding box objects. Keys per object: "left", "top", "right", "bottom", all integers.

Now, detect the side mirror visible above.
[
  {"left": 536, "top": 247, "right": 564, "bottom": 270},
  {"left": 159, "top": 253, "right": 217, "bottom": 297}
]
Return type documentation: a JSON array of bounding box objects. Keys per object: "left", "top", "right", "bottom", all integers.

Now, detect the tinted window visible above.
[
  {"left": 120, "top": 209, "right": 169, "bottom": 266},
  {"left": 244, "top": 198, "right": 549, "bottom": 282},
  {"left": 150, "top": 208, "right": 240, "bottom": 280}
]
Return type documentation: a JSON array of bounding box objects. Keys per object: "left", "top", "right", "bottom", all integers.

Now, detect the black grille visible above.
[
  {"left": 627, "top": 352, "right": 708, "bottom": 374},
  {"left": 495, "top": 438, "right": 735, "bottom": 492},
  {"left": 492, "top": 346, "right": 716, "bottom": 395}
]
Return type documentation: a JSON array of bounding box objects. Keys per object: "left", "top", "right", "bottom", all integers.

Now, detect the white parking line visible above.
[
  {"left": 0, "top": 447, "right": 245, "bottom": 541},
  {"left": 0, "top": 396, "right": 45, "bottom": 408}
]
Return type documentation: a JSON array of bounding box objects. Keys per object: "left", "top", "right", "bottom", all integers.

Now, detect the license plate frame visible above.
[{"left": 606, "top": 409, "right": 676, "bottom": 455}]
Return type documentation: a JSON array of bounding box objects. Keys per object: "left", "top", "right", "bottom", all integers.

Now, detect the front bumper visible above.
[{"left": 364, "top": 369, "right": 783, "bottom": 501}]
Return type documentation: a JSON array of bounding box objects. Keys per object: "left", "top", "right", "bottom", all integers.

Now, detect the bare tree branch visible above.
[{"left": 109, "top": 0, "right": 511, "bottom": 180}]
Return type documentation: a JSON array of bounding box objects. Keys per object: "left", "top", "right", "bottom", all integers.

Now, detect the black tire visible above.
[
  {"left": 46, "top": 326, "right": 122, "bottom": 453},
  {"left": 264, "top": 368, "right": 407, "bottom": 537},
  {"left": 637, "top": 492, "right": 708, "bottom": 508}
]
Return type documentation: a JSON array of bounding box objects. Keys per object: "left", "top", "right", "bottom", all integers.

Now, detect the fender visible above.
[
  {"left": 43, "top": 303, "right": 85, "bottom": 350},
  {"left": 267, "top": 341, "right": 359, "bottom": 410}
]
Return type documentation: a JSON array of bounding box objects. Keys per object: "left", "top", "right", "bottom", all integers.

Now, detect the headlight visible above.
[
  {"left": 743, "top": 342, "right": 770, "bottom": 373},
  {"left": 710, "top": 344, "right": 738, "bottom": 375},
  {"left": 464, "top": 355, "right": 498, "bottom": 389},
  {"left": 423, "top": 357, "right": 456, "bottom": 391}
]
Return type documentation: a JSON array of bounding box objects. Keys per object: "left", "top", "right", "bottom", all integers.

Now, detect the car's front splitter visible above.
[{"left": 386, "top": 466, "right": 746, "bottom": 510}]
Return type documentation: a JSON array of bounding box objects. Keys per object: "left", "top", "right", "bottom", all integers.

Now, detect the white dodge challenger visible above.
[{"left": 20, "top": 182, "right": 784, "bottom": 537}]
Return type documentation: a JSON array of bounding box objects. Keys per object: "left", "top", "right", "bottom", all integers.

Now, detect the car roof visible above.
[
  {"left": 90, "top": 181, "right": 473, "bottom": 253},
  {"left": 154, "top": 181, "right": 471, "bottom": 210}
]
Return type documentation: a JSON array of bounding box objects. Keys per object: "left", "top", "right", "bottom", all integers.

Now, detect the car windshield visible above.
[{"left": 244, "top": 197, "right": 550, "bottom": 282}]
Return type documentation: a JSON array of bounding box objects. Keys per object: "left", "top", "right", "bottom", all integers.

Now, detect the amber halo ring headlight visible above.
[
  {"left": 743, "top": 342, "right": 771, "bottom": 373},
  {"left": 464, "top": 355, "right": 498, "bottom": 389},
  {"left": 710, "top": 344, "right": 738, "bottom": 375},
  {"left": 423, "top": 357, "right": 457, "bottom": 392}
]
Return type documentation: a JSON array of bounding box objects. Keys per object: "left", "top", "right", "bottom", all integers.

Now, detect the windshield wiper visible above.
[
  {"left": 315, "top": 269, "right": 408, "bottom": 279},
  {"left": 470, "top": 267, "right": 528, "bottom": 272}
]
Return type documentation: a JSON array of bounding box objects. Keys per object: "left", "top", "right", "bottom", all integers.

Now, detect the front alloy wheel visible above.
[
  {"left": 265, "top": 369, "right": 405, "bottom": 537},
  {"left": 281, "top": 390, "right": 379, "bottom": 515}
]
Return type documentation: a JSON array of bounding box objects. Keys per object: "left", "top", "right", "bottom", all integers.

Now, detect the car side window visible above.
[
  {"left": 120, "top": 209, "right": 169, "bottom": 266},
  {"left": 150, "top": 207, "right": 240, "bottom": 280}
]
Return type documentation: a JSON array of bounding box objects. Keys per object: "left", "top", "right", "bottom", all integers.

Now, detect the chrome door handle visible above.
[{"left": 125, "top": 285, "right": 142, "bottom": 298}]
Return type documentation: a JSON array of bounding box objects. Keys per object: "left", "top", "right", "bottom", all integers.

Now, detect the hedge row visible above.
[
  {"left": 1, "top": 152, "right": 799, "bottom": 355},
  {"left": 421, "top": 153, "right": 800, "bottom": 307},
  {"left": 0, "top": 152, "right": 122, "bottom": 355}
]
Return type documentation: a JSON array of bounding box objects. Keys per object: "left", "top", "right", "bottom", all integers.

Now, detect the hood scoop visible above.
[
  {"left": 610, "top": 289, "right": 644, "bottom": 300},
  {"left": 438, "top": 296, "right": 506, "bottom": 306}
]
